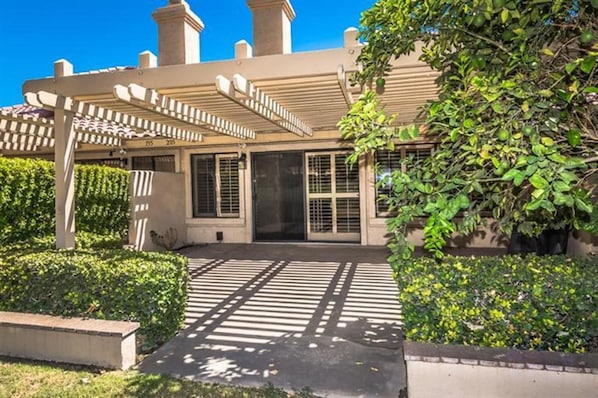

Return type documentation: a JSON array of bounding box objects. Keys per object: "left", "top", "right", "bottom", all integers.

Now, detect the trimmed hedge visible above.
[
  {"left": 0, "top": 157, "right": 129, "bottom": 243},
  {"left": 0, "top": 247, "right": 188, "bottom": 351},
  {"left": 394, "top": 255, "right": 598, "bottom": 353}
]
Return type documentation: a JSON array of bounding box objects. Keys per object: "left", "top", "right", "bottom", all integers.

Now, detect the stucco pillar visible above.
[
  {"left": 247, "top": 0, "right": 295, "bottom": 56},
  {"left": 153, "top": 0, "right": 204, "bottom": 66},
  {"left": 54, "top": 107, "right": 76, "bottom": 249},
  {"left": 52, "top": 59, "right": 76, "bottom": 250}
]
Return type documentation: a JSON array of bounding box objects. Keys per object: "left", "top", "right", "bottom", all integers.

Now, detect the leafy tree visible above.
[{"left": 339, "top": 0, "right": 598, "bottom": 259}]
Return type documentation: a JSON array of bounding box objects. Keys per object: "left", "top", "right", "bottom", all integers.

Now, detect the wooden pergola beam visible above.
[
  {"left": 337, "top": 65, "right": 355, "bottom": 109},
  {"left": 0, "top": 112, "right": 122, "bottom": 147},
  {"left": 0, "top": 141, "right": 39, "bottom": 152},
  {"left": 25, "top": 91, "right": 203, "bottom": 143},
  {"left": 0, "top": 131, "right": 52, "bottom": 148},
  {"left": 113, "top": 84, "right": 255, "bottom": 140},
  {"left": 215, "top": 74, "right": 313, "bottom": 137}
]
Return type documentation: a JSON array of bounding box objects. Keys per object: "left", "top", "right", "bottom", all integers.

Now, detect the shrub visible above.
[
  {"left": 0, "top": 157, "right": 54, "bottom": 241},
  {"left": 394, "top": 255, "right": 598, "bottom": 353},
  {"left": 0, "top": 158, "right": 129, "bottom": 243},
  {"left": 0, "top": 247, "right": 188, "bottom": 351}
]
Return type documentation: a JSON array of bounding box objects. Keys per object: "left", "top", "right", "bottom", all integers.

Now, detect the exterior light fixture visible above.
[{"left": 238, "top": 153, "right": 247, "bottom": 170}]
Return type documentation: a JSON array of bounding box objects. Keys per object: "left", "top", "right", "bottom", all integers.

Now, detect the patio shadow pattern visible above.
[{"left": 140, "top": 244, "right": 406, "bottom": 398}]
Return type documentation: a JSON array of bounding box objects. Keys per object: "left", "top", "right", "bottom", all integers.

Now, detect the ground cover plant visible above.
[
  {"left": 0, "top": 241, "right": 188, "bottom": 352},
  {"left": 394, "top": 254, "right": 598, "bottom": 353},
  {"left": 0, "top": 357, "right": 319, "bottom": 398}
]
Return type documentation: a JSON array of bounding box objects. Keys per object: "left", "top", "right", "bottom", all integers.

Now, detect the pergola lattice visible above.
[{"left": 0, "top": 38, "right": 440, "bottom": 249}]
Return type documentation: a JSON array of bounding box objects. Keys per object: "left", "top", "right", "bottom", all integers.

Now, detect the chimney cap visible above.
[{"left": 247, "top": 0, "right": 295, "bottom": 21}]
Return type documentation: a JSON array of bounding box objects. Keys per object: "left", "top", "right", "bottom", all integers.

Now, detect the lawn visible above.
[{"left": 0, "top": 357, "right": 318, "bottom": 398}]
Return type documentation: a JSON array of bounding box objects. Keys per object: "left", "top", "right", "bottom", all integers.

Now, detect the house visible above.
[{"left": 0, "top": 0, "right": 526, "bottom": 251}]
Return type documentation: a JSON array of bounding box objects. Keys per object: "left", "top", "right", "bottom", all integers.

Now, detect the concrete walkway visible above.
[{"left": 140, "top": 243, "right": 406, "bottom": 398}]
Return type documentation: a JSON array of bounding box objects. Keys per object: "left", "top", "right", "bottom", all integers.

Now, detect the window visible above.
[
  {"left": 191, "top": 154, "right": 239, "bottom": 218},
  {"left": 76, "top": 158, "right": 125, "bottom": 168},
  {"left": 132, "top": 155, "right": 175, "bottom": 172},
  {"left": 375, "top": 146, "right": 433, "bottom": 217}
]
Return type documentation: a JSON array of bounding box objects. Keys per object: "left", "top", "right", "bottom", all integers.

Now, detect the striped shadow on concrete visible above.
[{"left": 140, "top": 244, "right": 405, "bottom": 398}]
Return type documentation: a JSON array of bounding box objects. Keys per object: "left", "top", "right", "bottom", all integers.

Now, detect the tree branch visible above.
[{"left": 440, "top": 27, "right": 511, "bottom": 55}]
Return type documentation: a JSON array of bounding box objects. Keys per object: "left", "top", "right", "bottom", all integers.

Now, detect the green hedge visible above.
[
  {"left": 0, "top": 247, "right": 188, "bottom": 351},
  {"left": 394, "top": 255, "right": 598, "bottom": 353},
  {"left": 0, "top": 157, "right": 129, "bottom": 243}
]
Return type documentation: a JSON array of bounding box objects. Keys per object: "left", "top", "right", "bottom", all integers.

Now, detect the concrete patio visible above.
[{"left": 139, "top": 243, "right": 406, "bottom": 397}]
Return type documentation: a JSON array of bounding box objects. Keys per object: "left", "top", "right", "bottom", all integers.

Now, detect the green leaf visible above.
[
  {"left": 538, "top": 89, "right": 553, "bottom": 98},
  {"left": 525, "top": 198, "right": 543, "bottom": 211},
  {"left": 540, "top": 137, "right": 554, "bottom": 146},
  {"left": 548, "top": 153, "right": 567, "bottom": 164},
  {"left": 513, "top": 173, "right": 525, "bottom": 186},
  {"left": 515, "top": 156, "right": 528, "bottom": 168},
  {"left": 580, "top": 56, "right": 596, "bottom": 74},
  {"left": 565, "top": 62, "right": 578, "bottom": 74},
  {"left": 575, "top": 197, "right": 593, "bottom": 214},
  {"left": 567, "top": 130, "right": 581, "bottom": 147},
  {"left": 541, "top": 48, "right": 555, "bottom": 57},
  {"left": 534, "top": 102, "right": 550, "bottom": 109},
  {"left": 532, "top": 144, "right": 546, "bottom": 156},
  {"left": 532, "top": 188, "right": 545, "bottom": 199},
  {"left": 500, "top": 8, "right": 509, "bottom": 23},
  {"left": 565, "top": 157, "right": 587, "bottom": 169},
  {"left": 559, "top": 171, "right": 578, "bottom": 183},
  {"left": 554, "top": 192, "right": 570, "bottom": 205},
  {"left": 409, "top": 124, "right": 420, "bottom": 139},
  {"left": 553, "top": 180, "right": 571, "bottom": 192},
  {"left": 502, "top": 168, "right": 522, "bottom": 181},
  {"left": 450, "top": 128, "right": 459, "bottom": 142},
  {"left": 492, "top": 102, "right": 506, "bottom": 114},
  {"left": 530, "top": 173, "right": 549, "bottom": 189},
  {"left": 456, "top": 194, "right": 470, "bottom": 209},
  {"left": 541, "top": 200, "right": 556, "bottom": 212}
]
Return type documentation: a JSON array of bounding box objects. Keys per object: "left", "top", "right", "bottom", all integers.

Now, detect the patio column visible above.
[
  {"left": 54, "top": 107, "right": 76, "bottom": 249},
  {"left": 53, "top": 59, "right": 76, "bottom": 249}
]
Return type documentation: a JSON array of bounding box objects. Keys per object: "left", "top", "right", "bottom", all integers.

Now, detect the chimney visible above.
[
  {"left": 246, "top": 0, "right": 295, "bottom": 56},
  {"left": 153, "top": 0, "right": 204, "bottom": 66}
]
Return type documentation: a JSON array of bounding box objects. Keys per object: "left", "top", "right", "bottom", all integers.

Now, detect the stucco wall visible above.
[{"left": 129, "top": 171, "right": 187, "bottom": 251}]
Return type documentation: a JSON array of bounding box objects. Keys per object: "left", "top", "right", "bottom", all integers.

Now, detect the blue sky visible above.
[{"left": 0, "top": 0, "right": 375, "bottom": 107}]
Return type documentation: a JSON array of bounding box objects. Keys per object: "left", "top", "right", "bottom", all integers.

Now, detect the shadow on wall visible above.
[{"left": 129, "top": 171, "right": 187, "bottom": 251}]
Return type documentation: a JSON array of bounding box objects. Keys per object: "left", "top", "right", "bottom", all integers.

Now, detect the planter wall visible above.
[{"left": 403, "top": 341, "right": 598, "bottom": 398}]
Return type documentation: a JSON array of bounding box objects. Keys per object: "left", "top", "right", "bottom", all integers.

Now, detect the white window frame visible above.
[{"left": 192, "top": 153, "right": 240, "bottom": 218}]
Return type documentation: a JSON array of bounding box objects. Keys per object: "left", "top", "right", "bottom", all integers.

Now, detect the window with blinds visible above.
[
  {"left": 375, "top": 146, "right": 433, "bottom": 217},
  {"left": 308, "top": 155, "right": 332, "bottom": 194},
  {"left": 335, "top": 154, "right": 359, "bottom": 193},
  {"left": 217, "top": 156, "right": 240, "bottom": 216},
  {"left": 192, "top": 154, "right": 239, "bottom": 218},
  {"left": 77, "top": 158, "right": 125, "bottom": 168},
  {"left": 132, "top": 155, "right": 175, "bottom": 172},
  {"left": 306, "top": 151, "right": 360, "bottom": 241}
]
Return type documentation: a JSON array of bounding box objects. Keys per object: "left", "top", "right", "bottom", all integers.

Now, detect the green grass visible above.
[{"left": 0, "top": 357, "right": 318, "bottom": 398}]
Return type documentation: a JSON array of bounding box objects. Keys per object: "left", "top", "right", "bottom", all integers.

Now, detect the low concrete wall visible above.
[
  {"left": 0, "top": 312, "right": 139, "bottom": 370},
  {"left": 129, "top": 171, "right": 187, "bottom": 251},
  {"left": 404, "top": 341, "right": 598, "bottom": 398},
  {"left": 568, "top": 230, "right": 598, "bottom": 257}
]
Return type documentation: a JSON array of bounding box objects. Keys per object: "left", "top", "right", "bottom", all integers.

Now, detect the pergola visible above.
[{"left": 0, "top": 33, "right": 439, "bottom": 249}]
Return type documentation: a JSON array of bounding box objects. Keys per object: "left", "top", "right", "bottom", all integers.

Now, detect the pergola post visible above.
[
  {"left": 54, "top": 107, "right": 76, "bottom": 249},
  {"left": 53, "top": 59, "right": 76, "bottom": 249}
]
